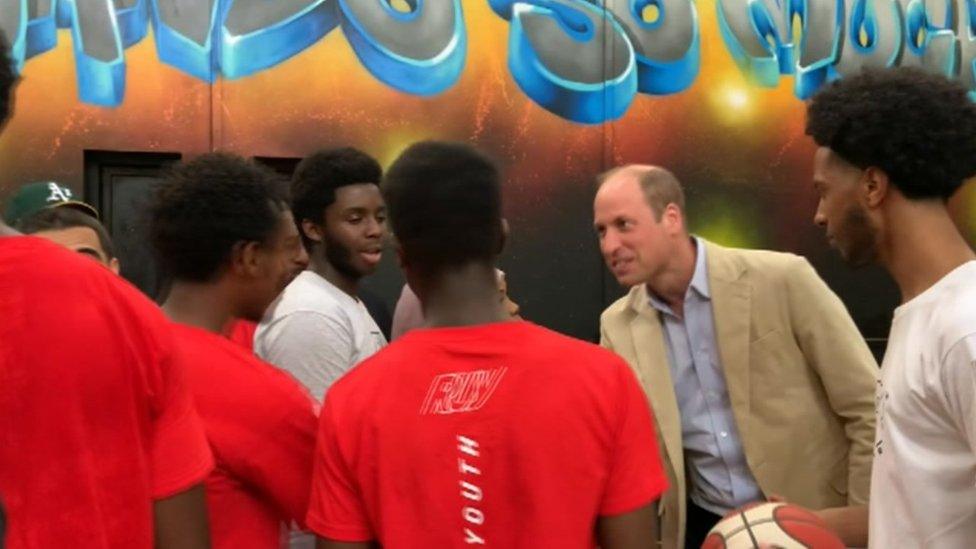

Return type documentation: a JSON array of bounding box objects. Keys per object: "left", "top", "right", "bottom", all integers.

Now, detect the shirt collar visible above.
[
  {"left": 689, "top": 236, "right": 710, "bottom": 299},
  {"left": 647, "top": 236, "right": 710, "bottom": 315}
]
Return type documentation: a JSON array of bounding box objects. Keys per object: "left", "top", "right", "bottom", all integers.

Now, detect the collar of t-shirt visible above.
[
  {"left": 299, "top": 270, "right": 364, "bottom": 308},
  {"left": 400, "top": 319, "right": 531, "bottom": 345},
  {"left": 893, "top": 260, "right": 976, "bottom": 320}
]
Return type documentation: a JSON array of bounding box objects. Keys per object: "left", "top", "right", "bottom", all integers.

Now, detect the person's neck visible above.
[
  {"left": 162, "top": 280, "right": 237, "bottom": 333},
  {"left": 880, "top": 201, "right": 975, "bottom": 303},
  {"left": 310, "top": 252, "right": 359, "bottom": 298},
  {"left": 421, "top": 264, "right": 510, "bottom": 328},
  {"left": 647, "top": 235, "right": 697, "bottom": 318}
]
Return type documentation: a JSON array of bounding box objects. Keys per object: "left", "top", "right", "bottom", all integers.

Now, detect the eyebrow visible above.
[
  {"left": 75, "top": 247, "right": 105, "bottom": 260},
  {"left": 342, "top": 206, "right": 386, "bottom": 215}
]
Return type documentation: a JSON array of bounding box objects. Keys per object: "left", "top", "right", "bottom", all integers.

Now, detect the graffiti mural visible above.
[
  {"left": 0, "top": 0, "right": 973, "bottom": 341},
  {"left": 2, "top": 0, "right": 973, "bottom": 121}
]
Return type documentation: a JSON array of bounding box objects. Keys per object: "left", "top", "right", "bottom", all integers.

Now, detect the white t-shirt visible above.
[
  {"left": 870, "top": 260, "right": 976, "bottom": 548},
  {"left": 255, "top": 271, "right": 387, "bottom": 402}
]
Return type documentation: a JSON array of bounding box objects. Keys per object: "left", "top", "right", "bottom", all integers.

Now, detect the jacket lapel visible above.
[
  {"left": 627, "top": 286, "right": 684, "bottom": 480},
  {"left": 704, "top": 241, "right": 752, "bottom": 445}
]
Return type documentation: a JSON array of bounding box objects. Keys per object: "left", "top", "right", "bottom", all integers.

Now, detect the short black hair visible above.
[
  {"left": 17, "top": 207, "right": 115, "bottom": 258},
  {"left": 383, "top": 141, "right": 502, "bottom": 274},
  {"left": 150, "top": 152, "right": 288, "bottom": 282},
  {"left": 291, "top": 147, "right": 382, "bottom": 248},
  {"left": 0, "top": 30, "right": 19, "bottom": 128},
  {"left": 806, "top": 67, "right": 976, "bottom": 200}
]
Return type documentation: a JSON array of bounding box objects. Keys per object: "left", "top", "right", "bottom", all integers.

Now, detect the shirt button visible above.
[{"left": 720, "top": 431, "right": 728, "bottom": 438}]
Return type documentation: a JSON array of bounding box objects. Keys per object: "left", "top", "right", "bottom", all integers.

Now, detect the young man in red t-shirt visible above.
[
  {"left": 307, "top": 141, "right": 667, "bottom": 548},
  {"left": 148, "top": 153, "right": 318, "bottom": 549},
  {"left": 0, "top": 31, "right": 213, "bottom": 549}
]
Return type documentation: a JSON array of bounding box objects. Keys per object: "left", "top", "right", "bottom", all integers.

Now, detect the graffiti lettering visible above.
[
  {"left": 503, "top": 0, "right": 638, "bottom": 123},
  {"left": 0, "top": 0, "right": 973, "bottom": 121},
  {"left": 26, "top": 0, "right": 54, "bottom": 59},
  {"left": 1, "top": 0, "right": 26, "bottom": 74},
  {"left": 490, "top": 0, "right": 699, "bottom": 122},
  {"left": 338, "top": 0, "right": 465, "bottom": 96},
  {"left": 718, "top": 0, "right": 975, "bottom": 98}
]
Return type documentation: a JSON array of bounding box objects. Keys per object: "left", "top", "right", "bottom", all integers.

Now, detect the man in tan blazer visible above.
[{"left": 594, "top": 165, "right": 877, "bottom": 549}]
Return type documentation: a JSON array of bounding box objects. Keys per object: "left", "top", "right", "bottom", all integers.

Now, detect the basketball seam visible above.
[{"left": 740, "top": 510, "right": 761, "bottom": 548}]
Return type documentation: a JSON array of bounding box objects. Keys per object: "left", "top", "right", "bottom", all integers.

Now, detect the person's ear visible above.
[
  {"left": 301, "top": 219, "right": 324, "bottom": 244},
  {"left": 661, "top": 203, "right": 684, "bottom": 235},
  {"left": 231, "top": 240, "right": 263, "bottom": 277},
  {"left": 861, "top": 167, "right": 890, "bottom": 209}
]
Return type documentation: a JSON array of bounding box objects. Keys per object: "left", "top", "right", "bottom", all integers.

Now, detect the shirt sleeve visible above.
[
  {"left": 939, "top": 333, "right": 976, "bottom": 456},
  {"left": 257, "top": 311, "right": 356, "bottom": 402},
  {"left": 784, "top": 255, "right": 877, "bottom": 505},
  {"left": 306, "top": 394, "right": 374, "bottom": 542},
  {"left": 149, "top": 326, "right": 214, "bottom": 499},
  {"left": 599, "top": 357, "right": 669, "bottom": 516}
]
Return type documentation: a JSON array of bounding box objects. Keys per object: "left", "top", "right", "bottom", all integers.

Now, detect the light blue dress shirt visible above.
[{"left": 648, "top": 237, "right": 763, "bottom": 515}]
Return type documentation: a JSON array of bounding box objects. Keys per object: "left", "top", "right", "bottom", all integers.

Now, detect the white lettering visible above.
[
  {"left": 456, "top": 434, "right": 485, "bottom": 544},
  {"left": 457, "top": 435, "right": 480, "bottom": 457},
  {"left": 458, "top": 457, "right": 481, "bottom": 476},
  {"left": 463, "top": 506, "right": 485, "bottom": 525},
  {"left": 464, "top": 528, "right": 486, "bottom": 544},
  {"left": 460, "top": 481, "right": 483, "bottom": 501}
]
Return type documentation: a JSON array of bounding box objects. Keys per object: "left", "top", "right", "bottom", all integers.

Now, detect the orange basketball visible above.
[{"left": 701, "top": 502, "right": 845, "bottom": 548}]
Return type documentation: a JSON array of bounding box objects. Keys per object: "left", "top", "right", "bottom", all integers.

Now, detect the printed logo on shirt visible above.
[{"left": 420, "top": 367, "right": 508, "bottom": 415}]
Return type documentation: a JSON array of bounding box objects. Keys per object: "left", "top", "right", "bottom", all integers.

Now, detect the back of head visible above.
[
  {"left": 806, "top": 67, "right": 976, "bottom": 201},
  {"left": 149, "top": 152, "right": 288, "bottom": 282},
  {"left": 17, "top": 207, "right": 116, "bottom": 259},
  {"left": 382, "top": 141, "right": 503, "bottom": 275},
  {"left": 291, "top": 147, "right": 382, "bottom": 248}
]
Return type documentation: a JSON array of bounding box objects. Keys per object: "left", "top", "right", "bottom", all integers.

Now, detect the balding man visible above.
[{"left": 594, "top": 166, "right": 877, "bottom": 548}]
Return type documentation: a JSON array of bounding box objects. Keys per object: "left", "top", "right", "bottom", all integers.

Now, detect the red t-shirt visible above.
[
  {"left": 224, "top": 319, "right": 258, "bottom": 352},
  {"left": 0, "top": 237, "right": 214, "bottom": 548},
  {"left": 307, "top": 321, "right": 667, "bottom": 548},
  {"left": 171, "top": 323, "right": 318, "bottom": 549}
]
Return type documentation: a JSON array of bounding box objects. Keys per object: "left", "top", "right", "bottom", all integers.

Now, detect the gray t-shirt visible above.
[{"left": 255, "top": 271, "right": 387, "bottom": 402}]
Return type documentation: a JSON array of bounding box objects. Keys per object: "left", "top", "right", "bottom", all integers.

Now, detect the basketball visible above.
[{"left": 701, "top": 502, "right": 845, "bottom": 548}]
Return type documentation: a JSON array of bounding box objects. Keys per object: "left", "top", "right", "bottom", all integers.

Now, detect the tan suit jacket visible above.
[{"left": 600, "top": 240, "right": 877, "bottom": 548}]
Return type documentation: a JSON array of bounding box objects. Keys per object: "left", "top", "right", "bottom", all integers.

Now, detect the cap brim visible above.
[{"left": 52, "top": 201, "right": 99, "bottom": 220}]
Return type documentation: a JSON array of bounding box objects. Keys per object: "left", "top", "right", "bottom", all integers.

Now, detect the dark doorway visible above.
[{"left": 84, "top": 150, "right": 182, "bottom": 300}]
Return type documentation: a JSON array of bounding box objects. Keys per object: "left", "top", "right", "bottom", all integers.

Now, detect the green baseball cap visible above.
[{"left": 4, "top": 181, "right": 99, "bottom": 226}]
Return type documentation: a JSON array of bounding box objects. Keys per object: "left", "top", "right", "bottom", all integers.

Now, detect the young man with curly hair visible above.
[
  {"left": 807, "top": 67, "right": 976, "bottom": 547},
  {"left": 255, "top": 148, "right": 388, "bottom": 401},
  {"left": 149, "top": 153, "right": 317, "bottom": 549}
]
